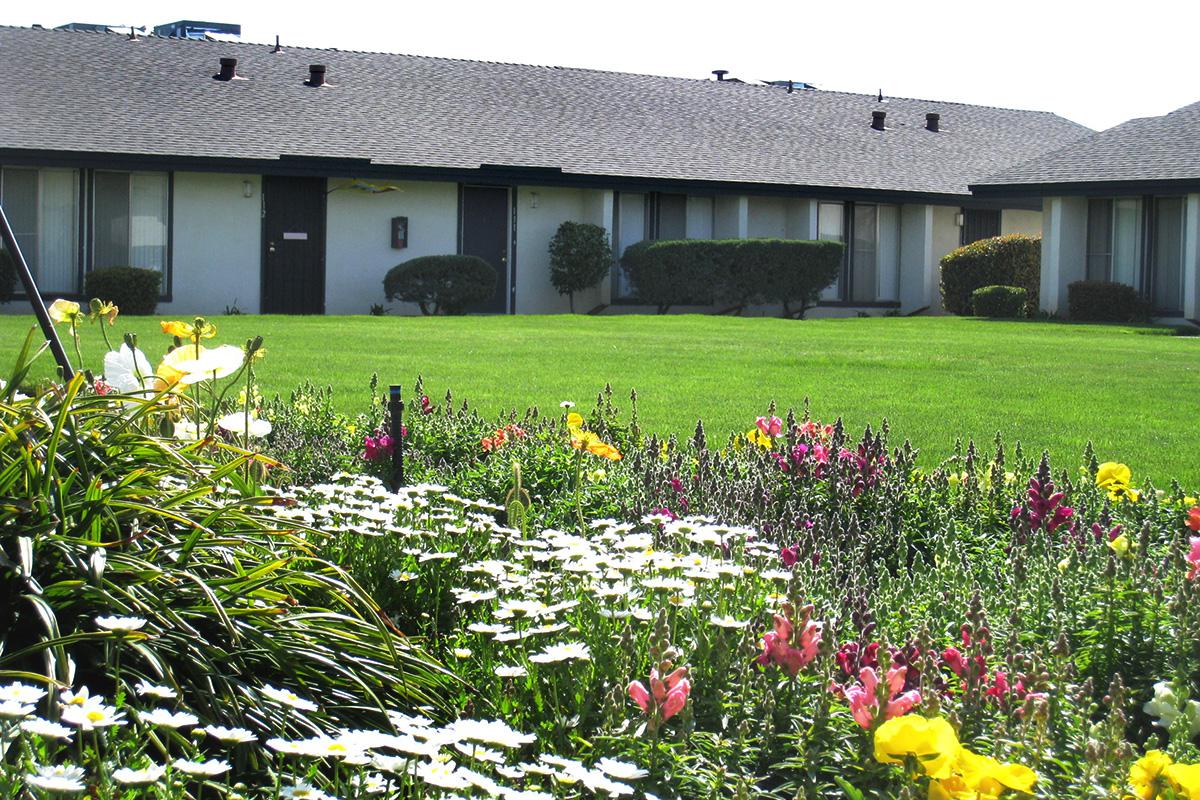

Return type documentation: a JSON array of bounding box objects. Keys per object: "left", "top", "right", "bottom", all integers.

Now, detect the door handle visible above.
[{"left": 269, "top": 242, "right": 276, "bottom": 253}]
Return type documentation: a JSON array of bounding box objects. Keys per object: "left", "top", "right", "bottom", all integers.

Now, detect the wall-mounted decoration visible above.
[{"left": 391, "top": 216, "right": 409, "bottom": 249}]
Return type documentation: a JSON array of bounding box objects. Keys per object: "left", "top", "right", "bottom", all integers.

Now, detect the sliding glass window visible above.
[
  {"left": 0, "top": 167, "right": 80, "bottom": 294},
  {"left": 1086, "top": 195, "right": 1184, "bottom": 313},
  {"left": 94, "top": 171, "right": 169, "bottom": 271}
]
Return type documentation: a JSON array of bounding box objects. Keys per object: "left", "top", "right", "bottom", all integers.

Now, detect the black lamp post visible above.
[{"left": 0, "top": 201, "right": 75, "bottom": 380}]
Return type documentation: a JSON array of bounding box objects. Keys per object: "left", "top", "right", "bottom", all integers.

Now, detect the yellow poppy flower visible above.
[
  {"left": 1166, "top": 763, "right": 1200, "bottom": 798},
  {"left": 1097, "top": 462, "right": 1133, "bottom": 487},
  {"left": 88, "top": 299, "right": 119, "bottom": 325},
  {"left": 48, "top": 298, "right": 82, "bottom": 324},
  {"left": 1129, "top": 750, "right": 1173, "bottom": 800},
  {"left": 566, "top": 412, "right": 584, "bottom": 430},
  {"left": 956, "top": 749, "right": 1038, "bottom": 796},
  {"left": 874, "top": 715, "right": 961, "bottom": 780},
  {"left": 160, "top": 318, "right": 217, "bottom": 341}
]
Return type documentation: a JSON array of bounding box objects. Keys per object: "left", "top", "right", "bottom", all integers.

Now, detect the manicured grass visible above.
[{"left": 3, "top": 313, "right": 1197, "bottom": 486}]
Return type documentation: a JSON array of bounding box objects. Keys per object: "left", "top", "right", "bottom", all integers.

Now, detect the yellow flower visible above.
[
  {"left": 956, "top": 749, "right": 1038, "bottom": 796},
  {"left": 48, "top": 298, "right": 82, "bottom": 324},
  {"left": 1166, "top": 763, "right": 1200, "bottom": 798},
  {"left": 745, "top": 428, "right": 773, "bottom": 449},
  {"left": 160, "top": 318, "right": 217, "bottom": 342},
  {"left": 1108, "top": 533, "right": 1132, "bottom": 558},
  {"left": 874, "top": 715, "right": 961, "bottom": 780},
  {"left": 1097, "top": 462, "right": 1139, "bottom": 503},
  {"left": 88, "top": 299, "right": 119, "bottom": 325},
  {"left": 1129, "top": 750, "right": 1174, "bottom": 800},
  {"left": 156, "top": 345, "right": 243, "bottom": 387},
  {"left": 566, "top": 412, "right": 584, "bottom": 430}
]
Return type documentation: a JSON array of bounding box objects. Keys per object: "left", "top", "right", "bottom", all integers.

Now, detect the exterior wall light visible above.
[
  {"left": 242, "top": 180, "right": 254, "bottom": 198},
  {"left": 530, "top": 192, "right": 539, "bottom": 209}
]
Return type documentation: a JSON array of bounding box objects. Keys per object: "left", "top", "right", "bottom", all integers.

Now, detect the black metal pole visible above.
[
  {"left": 0, "top": 202, "right": 75, "bottom": 381},
  {"left": 389, "top": 384, "right": 405, "bottom": 491}
]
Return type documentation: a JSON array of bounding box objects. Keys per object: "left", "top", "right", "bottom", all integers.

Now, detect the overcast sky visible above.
[{"left": 9, "top": 1, "right": 1198, "bottom": 131}]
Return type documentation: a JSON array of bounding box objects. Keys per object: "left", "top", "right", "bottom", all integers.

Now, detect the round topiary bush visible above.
[
  {"left": 548, "top": 221, "right": 611, "bottom": 313},
  {"left": 940, "top": 234, "right": 1040, "bottom": 315},
  {"left": 0, "top": 246, "right": 16, "bottom": 304},
  {"left": 383, "top": 255, "right": 497, "bottom": 315},
  {"left": 971, "top": 285, "right": 1028, "bottom": 318},
  {"left": 84, "top": 266, "right": 162, "bottom": 315}
]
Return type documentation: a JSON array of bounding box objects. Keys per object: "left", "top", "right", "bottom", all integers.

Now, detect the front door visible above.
[
  {"left": 262, "top": 175, "right": 326, "bottom": 314},
  {"left": 459, "top": 185, "right": 511, "bottom": 313}
]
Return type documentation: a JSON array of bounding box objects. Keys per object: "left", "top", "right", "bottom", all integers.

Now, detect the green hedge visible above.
[
  {"left": 940, "top": 234, "right": 1040, "bottom": 315},
  {"left": 971, "top": 285, "right": 1027, "bottom": 318},
  {"left": 1067, "top": 280, "right": 1151, "bottom": 323},
  {"left": 619, "top": 239, "right": 843, "bottom": 316},
  {"left": 383, "top": 255, "right": 497, "bottom": 315},
  {"left": 84, "top": 266, "right": 162, "bottom": 315}
]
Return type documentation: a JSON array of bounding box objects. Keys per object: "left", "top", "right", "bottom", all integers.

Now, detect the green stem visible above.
[
  {"left": 573, "top": 449, "right": 585, "bottom": 535},
  {"left": 69, "top": 319, "right": 83, "bottom": 372}
]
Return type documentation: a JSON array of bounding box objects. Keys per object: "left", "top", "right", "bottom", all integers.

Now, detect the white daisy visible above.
[
  {"left": 0, "top": 682, "right": 46, "bottom": 705},
  {"left": 279, "top": 781, "right": 336, "bottom": 800},
  {"left": 0, "top": 699, "right": 33, "bottom": 719},
  {"left": 172, "top": 758, "right": 230, "bottom": 777},
  {"left": 25, "top": 764, "right": 86, "bottom": 793},
  {"left": 529, "top": 642, "right": 591, "bottom": 664},
  {"left": 134, "top": 680, "right": 177, "bottom": 699},
  {"left": 494, "top": 665, "right": 528, "bottom": 678},
  {"left": 20, "top": 718, "right": 74, "bottom": 741},
  {"left": 596, "top": 757, "right": 649, "bottom": 780},
  {"left": 260, "top": 684, "right": 319, "bottom": 712},
  {"left": 60, "top": 702, "right": 126, "bottom": 730},
  {"left": 95, "top": 615, "right": 147, "bottom": 632},
  {"left": 112, "top": 764, "right": 166, "bottom": 785},
  {"left": 138, "top": 708, "right": 199, "bottom": 729},
  {"left": 199, "top": 725, "right": 257, "bottom": 744}
]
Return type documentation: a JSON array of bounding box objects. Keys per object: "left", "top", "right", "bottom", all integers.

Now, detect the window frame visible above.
[
  {"left": 816, "top": 200, "right": 901, "bottom": 306},
  {"left": 1084, "top": 194, "right": 1183, "bottom": 315}
]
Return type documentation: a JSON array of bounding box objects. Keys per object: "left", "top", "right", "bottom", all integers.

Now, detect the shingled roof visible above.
[
  {"left": 0, "top": 26, "right": 1091, "bottom": 198},
  {"left": 973, "top": 100, "right": 1200, "bottom": 194}
]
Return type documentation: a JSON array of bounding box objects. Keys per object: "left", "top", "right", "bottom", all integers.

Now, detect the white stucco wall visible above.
[
  {"left": 514, "top": 186, "right": 615, "bottom": 314},
  {"left": 1040, "top": 196, "right": 1088, "bottom": 314},
  {"left": 162, "top": 172, "right": 261, "bottom": 315},
  {"left": 747, "top": 197, "right": 787, "bottom": 238},
  {"left": 1001, "top": 208, "right": 1043, "bottom": 237},
  {"left": 324, "top": 179, "right": 459, "bottom": 315},
  {"left": 714, "top": 196, "right": 748, "bottom": 239},
  {"left": 785, "top": 199, "right": 818, "bottom": 239},
  {"left": 928, "top": 205, "right": 963, "bottom": 313},
  {"left": 686, "top": 197, "right": 714, "bottom": 239}
]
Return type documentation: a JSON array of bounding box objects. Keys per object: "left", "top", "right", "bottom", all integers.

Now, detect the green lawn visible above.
[{"left": 3, "top": 313, "right": 1197, "bottom": 486}]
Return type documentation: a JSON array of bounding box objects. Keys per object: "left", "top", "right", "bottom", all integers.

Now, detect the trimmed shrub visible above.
[
  {"left": 619, "top": 239, "right": 844, "bottom": 316},
  {"left": 0, "top": 245, "right": 15, "bottom": 304},
  {"left": 971, "top": 285, "right": 1028, "bottom": 318},
  {"left": 1067, "top": 280, "right": 1151, "bottom": 323},
  {"left": 384, "top": 255, "right": 497, "bottom": 315},
  {"left": 84, "top": 266, "right": 162, "bottom": 315},
  {"left": 548, "top": 222, "right": 612, "bottom": 313},
  {"left": 940, "top": 234, "right": 1040, "bottom": 315}
]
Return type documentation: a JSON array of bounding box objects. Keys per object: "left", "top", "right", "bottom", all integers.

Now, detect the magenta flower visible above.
[
  {"left": 1188, "top": 536, "right": 1200, "bottom": 580},
  {"left": 843, "top": 665, "right": 921, "bottom": 729},
  {"left": 628, "top": 665, "right": 691, "bottom": 731},
  {"left": 756, "top": 416, "right": 782, "bottom": 439},
  {"left": 756, "top": 604, "right": 821, "bottom": 676},
  {"left": 363, "top": 433, "right": 394, "bottom": 462}
]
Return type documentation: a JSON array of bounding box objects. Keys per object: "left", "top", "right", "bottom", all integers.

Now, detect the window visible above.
[
  {"left": 1086, "top": 196, "right": 1183, "bottom": 313},
  {"left": 0, "top": 167, "right": 80, "bottom": 294},
  {"left": 93, "top": 171, "right": 170, "bottom": 271},
  {"left": 960, "top": 209, "right": 1000, "bottom": 246},
  {"left": 817, "top": 201, "right": 900, "bottom": 303},
  {"left": 647, "top": 193, "right": 687, "bottom": 240},
  {"left": 0, "top": 167, "right": 170, "bottom": 296}
]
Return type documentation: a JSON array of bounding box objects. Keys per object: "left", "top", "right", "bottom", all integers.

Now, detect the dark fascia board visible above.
[
  {"left": 971, "top": 177, "right": 1200, "bottom": 198},
  {"left": 0, "top": 147, "right": 1031, "bottom": 208}
]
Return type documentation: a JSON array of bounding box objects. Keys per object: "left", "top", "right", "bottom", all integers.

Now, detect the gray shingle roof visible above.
[
  {"left": 973, "top": 100, "right": 1200, "bottom": 190},
  {"left": 0, "top": 26, "right": 1091, "bottom": 197}
]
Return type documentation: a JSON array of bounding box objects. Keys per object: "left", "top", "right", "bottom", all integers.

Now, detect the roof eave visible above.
[{"left": 972, "top": 177, "right": 1200, "bottom": 197}]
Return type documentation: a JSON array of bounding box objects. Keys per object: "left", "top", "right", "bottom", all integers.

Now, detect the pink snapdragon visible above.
[
  {"left": 628, "top": 665, "right": 691, "bottom": 731},
  {"left": 843, "top": 665, "right": 921, "bottom": 729},
  {"left": 1187, "top": 536, "right": 1200, "bottom": 580},
  {"left": 363, "top": 433, "right": 394, "bottom": 461},
  {"left": 756, "top": 415, "right": 783, "bottom": 439},
  {"left": 756, "top": 604, "right": 821, "bottom": 676}
]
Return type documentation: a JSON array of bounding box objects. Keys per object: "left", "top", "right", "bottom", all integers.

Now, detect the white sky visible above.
[{"left": 8, "top": 1, "right": 1198, "bottom": 131}]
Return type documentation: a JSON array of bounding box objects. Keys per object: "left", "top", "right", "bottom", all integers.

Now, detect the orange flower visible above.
[{"left": 1187, "top": 506, "right": 1200, "bottom": 533}]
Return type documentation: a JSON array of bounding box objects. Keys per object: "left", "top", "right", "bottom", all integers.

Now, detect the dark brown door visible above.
[
  {"left": 262, "top": 176, "right": 326, "bottom": 314},
  {"left": 460, "top": 185, "right": 510, "bottom": 313}
]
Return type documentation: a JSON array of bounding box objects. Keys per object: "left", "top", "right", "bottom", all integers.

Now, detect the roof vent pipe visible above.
[
  {"left": 871, "top": 110, "right": 886, "bottom": 131},
  {"left": 712, "top": 69, "right": 728, "bottom": 81},
  {"left": 272, "top": 35, "right": 284, "bottom": 53},
  {"left": 214, "top": 57, "right": 238, "bottom": 81},
  {"left": 926, "top": 112, "right": 940, "bottom": 132},
  {"left": 307, "top": 64, "right": 327, "bottom": 87}
]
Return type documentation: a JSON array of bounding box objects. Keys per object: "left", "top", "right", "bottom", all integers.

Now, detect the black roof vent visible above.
[
  {"left": 306, "top": 64, "right": 329, "bottom": 87},
  {"left": 213, "top": 57, "right": 241, "bottom": 81},
  {"left": 712, "top": 69, "right": 729, "bottom": 82},
  {"left": 871, "top": 110, "right": 887, "bottom": 131},
  {"left": 926, "top": 112, "right": 941, "bottom": 132},
  {"left": 272, "top": 35, "right": 284, "bottom": 54}
]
